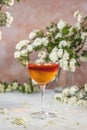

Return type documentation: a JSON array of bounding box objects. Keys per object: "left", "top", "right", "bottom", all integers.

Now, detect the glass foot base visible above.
[{"left": 30, "top": 111, "right": 56, "bottom": 119}]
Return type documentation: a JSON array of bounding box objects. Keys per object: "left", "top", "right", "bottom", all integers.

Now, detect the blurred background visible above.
[{"left": 0, "top": 0, "right": 87, "bottom": 87}]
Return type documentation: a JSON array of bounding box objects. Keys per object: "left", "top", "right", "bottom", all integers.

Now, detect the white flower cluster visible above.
[
  {"left": 14, "top": 30, "right": 49, "bottom": 65},
  {"left": 14, "top": 11, "right": 87, "bottom": 72},
  {"left": 6, "top": 12, "right": 13, "bottom": 27},
  {"left": 0, "top": 108, "right": 8, "bottom": 115},
  {"left": 0, "top": 81, "right": 38, "bottom": 93},
  {"left": 0, "top": 0, "right": 14, "bottom": 7},
  {"left": 55, "top": 84, "right": 87, "bottom": 107},
  {"left": 12, "top": 116, "right": 28, "bottom": 125},
  {"left": 0, "top": 11, "right": 13, "bottom": 27}
]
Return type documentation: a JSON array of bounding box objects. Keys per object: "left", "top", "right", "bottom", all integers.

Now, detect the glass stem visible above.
[{"left": 40, "top": 85, "right": 46, "bottom": 112}]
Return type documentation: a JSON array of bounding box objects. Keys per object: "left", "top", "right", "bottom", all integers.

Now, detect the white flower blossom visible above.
[
  {"left": 16, "top": 40, "right": 30, "bottom": 50},
  {"left": 57, "top": 20, "right": 66, "bottom": 30},
  {"left": 41, "top": 37, "right": 49, "bottom": 46},
  {"left": 74, "top": 10, "right": 80, "bottom": 18},
  {"left": 6, "top": 12, "right": 13, "bottom": 27},
  {"left": 14, "top": 51, "right": 21, "bottom": 58},
  {"left": 69, "top": 59, "right": 76, "bottom": 72},
  {"left": 68, "top": 96, "right": 77, "bottom": 105},
  {"left": 77, "top": 100, "right": 87, "bottom": 107},
  {"left": 54, "top": 93, "right": 65, "bottom": 101},
  {"left": 20, "top": 49, "right": 27, "bottom": 56},
  {"left": 55, "top": 33, "right": 62, "bottom": 39},
  {"left": 59, "top": 40, "right": 67, "bottom": 48},
  {"left": 63, "top": 51, "right": 69, "bottom": 60},
  {"left": 62, "top": 88, "right": 70, "bottom": 96},
  {"left": 35, "top": 58, "right": 44, "bottom": 63},
  {"left": 38, "top": 51, "right": 46, "bottom": 59},
  {"left": 57, "top": 49, "right": 63, "bottom": 58},
  {"left": 77, "top": 14, "right": 82, "bottom": 23},
  {"left": 27, "top": 44, "right": 33, "bottom": 52},
  {"left": 0, "top": 108, "right": 8, "bottom": 115},
  {"left": 3, "top": 0, "right": 14, "bottom": 7},
  {"left": 77, "top": 91, "right": 85, "bottom": 99},
  {"left": 74, "top": 11, "right": 82, "bottom": 23},
  {"left": 29, "top": 29, "right": 40, "bottom": 40},
  {"left": 59, "top": 59, "right": 69, "bottom": 70},
  {"left": 33, "top": 38, "right": 42, "bottom": 47},
  {"left": 49, "top": 48, "right": 58, "bottom": 62},
  {"left": 70, "top": 85, "right": 79, "bottom": 95}
]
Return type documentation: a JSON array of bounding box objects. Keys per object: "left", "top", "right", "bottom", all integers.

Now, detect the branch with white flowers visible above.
[
  {"left": 14, "top": 11, "right": 87, "bottom": 72},
  {"left": 0, "top": 79, "right": 39, "bottom": 93},
  {"left": 54, "top": 83, "right": 87, "bottom": 107},
  {"left": 0, "top": 0, "right": 22, "bottom": 39}
]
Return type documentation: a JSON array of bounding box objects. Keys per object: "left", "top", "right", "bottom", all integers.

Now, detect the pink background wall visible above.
[{"left": 0, "top": 0, "right": 87, "bottom": 87}]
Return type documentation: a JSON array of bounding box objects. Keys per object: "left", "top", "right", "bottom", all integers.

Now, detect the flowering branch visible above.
[
  {"left": 0, "top": 0, "right": 22, "bottom": 39},
  {"left": 14, "top": 11, "right": 87, "bottom": 72}
]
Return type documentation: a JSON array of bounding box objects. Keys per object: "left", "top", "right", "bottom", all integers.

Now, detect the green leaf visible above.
[{"left": 62, "top": 26, "right": 69, "bottom": 35}]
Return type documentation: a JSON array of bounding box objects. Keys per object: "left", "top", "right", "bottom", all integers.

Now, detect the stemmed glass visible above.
[{"left": 27, "top": 62, "right": 59, "bottom": 119}]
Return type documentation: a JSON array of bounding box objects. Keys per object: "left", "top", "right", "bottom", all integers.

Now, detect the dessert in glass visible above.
[{"left": 27, "top": 62, "right": 59, "bottom": 119}]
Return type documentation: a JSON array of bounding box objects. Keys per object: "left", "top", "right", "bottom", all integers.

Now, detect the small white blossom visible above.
[
  {"left": 33, "top": 38, "right": 42, "bottom": 47},
  {"left": 57, "top": 20, "right": 66, "bottom": 30},
  {"left": 54, "top": 93, "right": 65, "bottom": 101},
  {"left": 0, "top": 108, "right": 8, "bottom": 115},
  {"left": 55, "top": 33, "right": 62, "bottom": 39},
  {"left": 59, "top": 40, "right": 67, "bottom": 48},
  {"left": 49, "top": 51, "right": 58, "bottom": 62},
  {"left": 16, "top": 40, "right": 30, "bottom": 50},
  {"left": 4, "top": 0, "right": 14, "bottom": 7},
  {"left": 69, "top": 59, "right": 76, "bottom": 72},
  {"left": 77, "top": 91, "right": 85, "bottom": 99},
  {"left": 49, "top": 48, "right": 58, "bottom": 62},
  {"left": 20, "top": 49, "right": 27, "bottom": 56},
  {"left": 63, "top": 51, "right": 69, "bottom": 60},
  {"left": 14, "top": 51, "right": 21, "bottom": 58},
  {"left": 57, "top": 49, "right": 63, "bottom": 58},
  {"left": 70, "top": 85, "right": 79, "bottom": 95},
  {"left": 9, "top": 0, "right": 14, "bottom": 6},
  {"left": 27, "top": 44, "right": 33, "bottom": 52},
  {"left": 12, "top": 116, "right": 28, "bottom": 125},
  {"left": 29, "top": 29, "right": 40, "bottom": 40},
  {"left": 42, "top": 37, "right": 49, "bottom": 46},
  {"left": 62, "top": 88, "right": 70, "bottom": 96},
  {"left": 36, "top": 58, "right": 44, "bottom": 63},
  {"left": 77, "top": 14, "right": 82, "bottom": 23},
  {"left": 6, "top": 12, "right": 13, "bottom": 27},
  {"left": 77, "top": 100, "right": 87, "bottom": 107},
  {"left": 59, "top": 59, "right": 69, "bottom": 70},
  {"left": 38, "top": 51, "right": 46, "bottom": 58},
  {"left": 68, "top": 96, "right": 77, "bottom": 105},
  {"left": 74, "top": 10, "right": 80, "bottom": 18},
  {"left": 74, "top": 11, "right": 82, "bottom": 23}
]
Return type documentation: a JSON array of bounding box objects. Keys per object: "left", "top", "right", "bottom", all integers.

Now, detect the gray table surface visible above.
[{"left": 0, "top": 90, "right": 87, "bottom": 130}]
